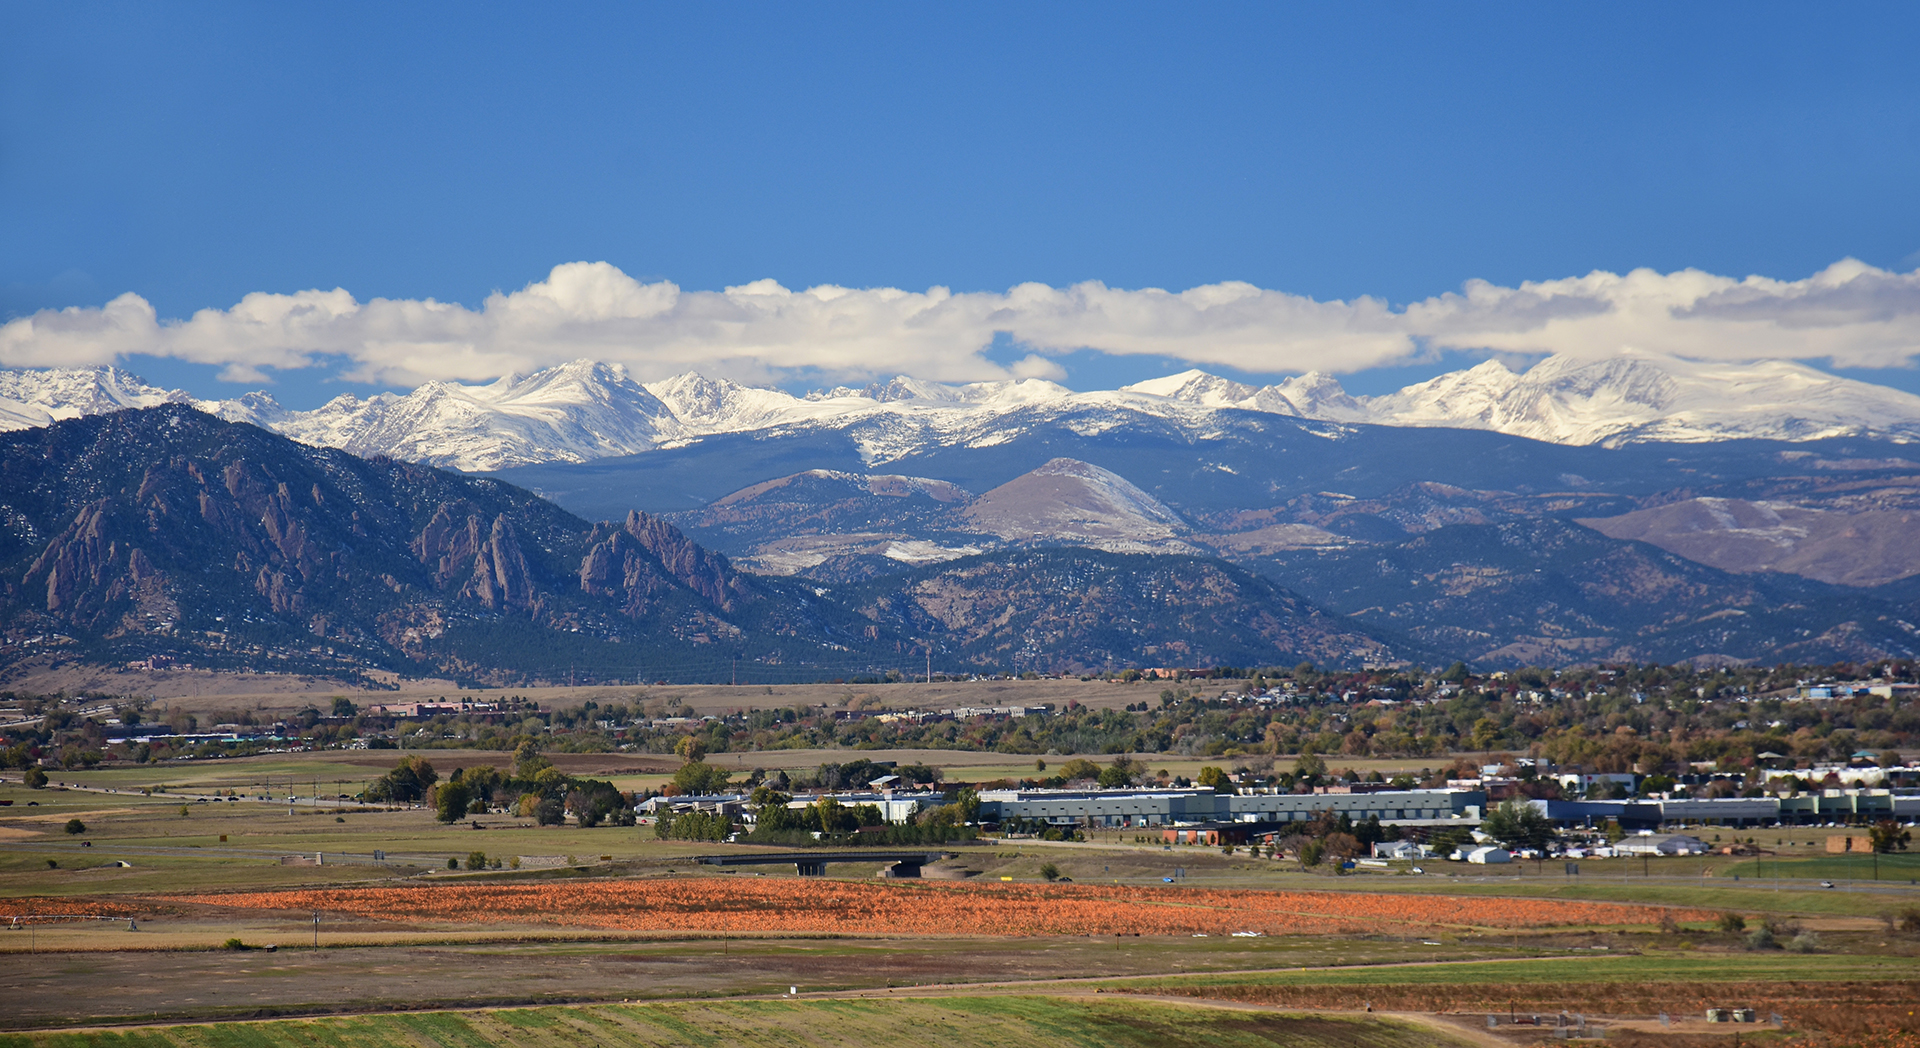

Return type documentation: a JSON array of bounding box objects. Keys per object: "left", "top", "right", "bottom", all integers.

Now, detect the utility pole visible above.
[{"left": 926, "top": 649, "right": 932, "bottom": 685}]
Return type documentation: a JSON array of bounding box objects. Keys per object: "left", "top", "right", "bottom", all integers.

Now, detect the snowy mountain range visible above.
[{"left": 5, "top": 351, "right": 1920, "bottom": 470}]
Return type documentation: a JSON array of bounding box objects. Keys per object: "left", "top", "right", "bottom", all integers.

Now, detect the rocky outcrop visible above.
[
  {"left": 580, "top": 510, "right": 747, "bottom": 616},
  {"left": 23, "top": 499, "right": 176, "bottom": 631},
  {"left": 26, "top": 501, "right": 122, "bottom": 618},
  {"left": 410, "top": 502, "right": 540, "bottom": 611},
  {"left": 462, "top": 515, "right": 536, "bottom": 610}
]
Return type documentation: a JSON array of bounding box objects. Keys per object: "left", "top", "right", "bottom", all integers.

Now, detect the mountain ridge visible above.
[{"left": 5, "top": 351, "right": 1919, "bottom": 470}]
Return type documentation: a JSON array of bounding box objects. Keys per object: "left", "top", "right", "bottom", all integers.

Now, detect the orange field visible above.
[
  {"left": 0, "top": 898, "right": 132, "bottom": 919},
  {"left": 165, "top": 880, "right": 1717, "bottom": 937}
]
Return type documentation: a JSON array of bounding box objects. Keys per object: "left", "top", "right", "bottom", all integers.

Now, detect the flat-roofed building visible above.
[
  {"left": 977, "top": 788, "right": 1227, "bottom": 828},
  {"left": 1228, "top": 788, "right": 1485, "bottom": 826},
  {"left": 978, "top": 787, "right": 1485, "bottom": 830}
]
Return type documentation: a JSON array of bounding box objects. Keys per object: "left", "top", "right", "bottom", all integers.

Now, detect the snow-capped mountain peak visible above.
[
  {"left": 1366, "top": 351, "right": 1920, "bottom": 446},
  {"left": 0, "top": 365, "right": 198, "bottom": 429},
  {"left": 644, "top": 371, "right": 807, "bottom": 431},
  {"left": 1122, "top": 369, "right": 1260, "bottom": 406}
]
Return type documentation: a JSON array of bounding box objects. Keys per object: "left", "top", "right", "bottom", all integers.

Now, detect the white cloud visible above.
[
  {"left": 1407, "top": 260, "right": 1920, "bottom": 367},
  {"left": 4, "top": 258, "right": 1919, "bottom": 387}
]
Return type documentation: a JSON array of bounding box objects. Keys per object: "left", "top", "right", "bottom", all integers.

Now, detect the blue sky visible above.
[{"left": 5, "top": 3, "right": 1920, "bottom": 406}]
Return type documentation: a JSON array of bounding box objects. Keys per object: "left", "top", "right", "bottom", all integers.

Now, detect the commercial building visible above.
[
  {"left": 785, "top": 790, "right": 928, "bottom": 825},
  {"left": 977, "top": 788, "right": 1228, "bottom": 828},
  {"left": 1528, "top": 790, "right": 1920, "bottom": 829},
  {"left": 977, "top": 787, "right": 1485, "bottom": 830},
  {"left": 1228, "top": 787, "right": 1484, "bottom": 826},
  {"left": 1616, "top": 833, "right": 1708, "bottom": 856}
]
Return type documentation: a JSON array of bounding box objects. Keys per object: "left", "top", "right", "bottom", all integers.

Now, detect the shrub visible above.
[
  {"left": 1787, "top": 932, "right": 1822, "bottom": 953},
  {"left": 1040, "top": 863, "right": 1061, "bottom": 882},
  {"left": 467, "top": 851, "right": 487, "bottom": 872},
  {"left": 1894, "top": 906, "right": 1920, "bottom": 934},
  {"left": 447, "top": 857, "right": 459, "bottom": 870},
  {"left": 223, "top": 938, "right": 248, "bottom": 951},
  {"left": 63, "top": 818, "right": 85, "bottom": 835},
  {"left": 1717, "top": 912, "right": 1746, "bottom": 933},
  {"left": 1744, "top": 926, "right": 1777, "bottom": 950}
]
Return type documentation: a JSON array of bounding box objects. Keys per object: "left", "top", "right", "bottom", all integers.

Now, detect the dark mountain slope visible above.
[
  {"left": 0, "top": 407, "right": 891, "bottom": 685},
  {"left": 675, "top": 469, "right": 976, "bottom": 550},
  {"left": 843, "top": 548, "right": 1406, "bottom": 675},
  {"left": 1255, "top": 518, "right": 1915, "bottom": 668}
]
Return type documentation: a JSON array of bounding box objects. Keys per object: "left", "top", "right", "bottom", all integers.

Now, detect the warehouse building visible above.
[
  {"left": 977, "top": 788, "right": 1228, "bottom": 828},
  {"left": 1228, "top": 788, "right": 1485, "bottom": 826},
  {"left": 1528, "top": 790, "right": 1920, "bottom": 829},
  {"left": 977, "top": 787, "right": 1485, "bottom": 830}
]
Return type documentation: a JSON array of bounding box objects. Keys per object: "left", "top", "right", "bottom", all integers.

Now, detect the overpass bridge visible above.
[{"left": 693, "top": 851, "right": 954, "bottom": 877}]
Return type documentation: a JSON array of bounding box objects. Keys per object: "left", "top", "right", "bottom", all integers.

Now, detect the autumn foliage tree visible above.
[
  {"left": 365, "top": 755, "right": 437, "bottom": 803},
  {"left": 1870, "top": 819, "right": 1912, "bottom": 854}
]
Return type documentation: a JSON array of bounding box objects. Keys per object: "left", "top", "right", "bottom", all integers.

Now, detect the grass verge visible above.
[{"left": 0, "top": 996, "right": 1471, "bottom": 1048}]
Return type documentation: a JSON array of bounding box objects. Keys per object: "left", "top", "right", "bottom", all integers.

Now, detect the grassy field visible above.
[
  {"left": 0, "top": 996, "right": 1476, "bottom": 1048},
  {"left": 1724, "top": 852, "right": 1920, "bottom": 883},
  {"left": 69, "top": 677, "right": 1196, "bottom": 717},
  {"left": 0, "top": 936, "right": 1562, "bottom": 1024},
  {"left": 24, "top": 748, "right": 1430, "bottom": 798},
  {"left": 1097, "top": 951, "right": 1920, "bottom": 988}
]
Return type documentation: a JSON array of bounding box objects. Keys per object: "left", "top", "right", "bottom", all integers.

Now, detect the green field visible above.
[{"left": 0, "top": 997, "right": 1470, "bottom": 1048}]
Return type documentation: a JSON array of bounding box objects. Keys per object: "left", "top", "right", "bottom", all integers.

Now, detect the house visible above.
[
  {"left": 1554, "top": 772, "right": 1638, "bottom": 796},
  {"left": 1463, "top": 846, "right": 1511, "bottom": 864},
  {"left": 1371, "top": 840, "right": 1426, "bottom": 860}
]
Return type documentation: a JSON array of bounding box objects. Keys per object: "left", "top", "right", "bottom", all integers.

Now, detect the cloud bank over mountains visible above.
[{"left": 4, "top": 259, "right": 1919, "bottom": 389}]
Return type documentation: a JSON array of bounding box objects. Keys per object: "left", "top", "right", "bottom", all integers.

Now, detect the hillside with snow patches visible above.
[{"left": 5, "top": 352, "right": 1920, "bottom": 470}]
